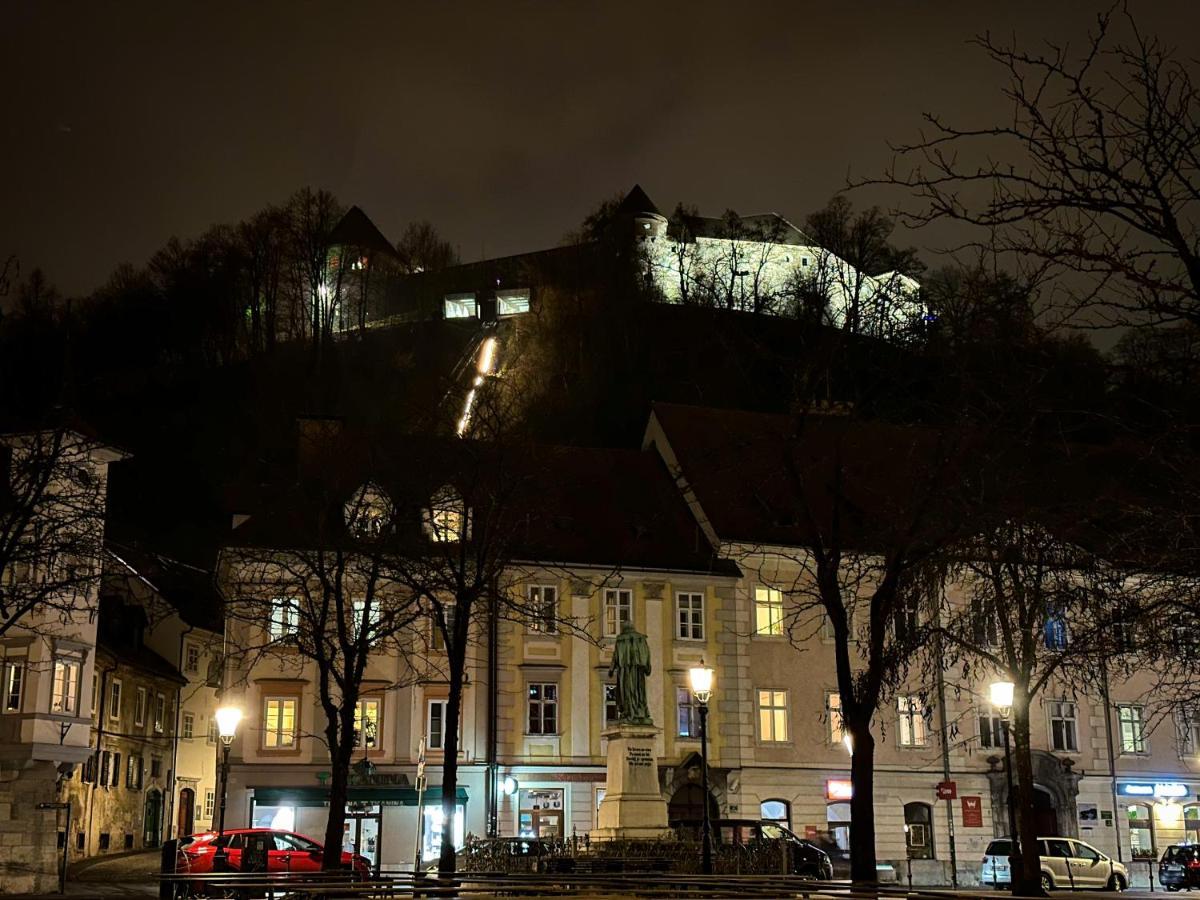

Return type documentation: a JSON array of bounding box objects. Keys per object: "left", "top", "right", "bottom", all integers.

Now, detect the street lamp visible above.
[
  {"left": 212, "top": 706, "right": 242, "bottom": 872},
  {"left": 688, "top": 662, "right": 715, "bottom": 876},
  {"left": 989, "top": 681, "right": 1022, "bottom": 890}
]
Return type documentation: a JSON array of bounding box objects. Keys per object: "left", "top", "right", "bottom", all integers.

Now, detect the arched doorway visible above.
[
  {"left": 668, "top": 783, "right": 718, "bottom": 823},
  {"left": 177, "top": 788, "right": 195, "bottom": 838},
  {"left": 1032, "top": 786, "right": 1058, "bottom": 837},
  {"left": 144, "top": 789, "right": 163, "bottom": 848}
]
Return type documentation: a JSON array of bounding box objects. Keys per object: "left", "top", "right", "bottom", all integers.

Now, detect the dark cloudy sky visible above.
[{"left": 2, "top": 1, "right": 1195, "bottom": 296}]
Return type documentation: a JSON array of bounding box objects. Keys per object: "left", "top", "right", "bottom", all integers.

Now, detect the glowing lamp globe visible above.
[
  {"left": 989, "top": 681, "right": 1015, "bottom": 715},
  {"left": 689, "top": 664, "right": 715, "bottom": 704},
  {"left": 215, "top": 706, "right": 243, "bottom": 745}
]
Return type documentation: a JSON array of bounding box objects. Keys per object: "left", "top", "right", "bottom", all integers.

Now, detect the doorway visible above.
[
  {"left": 344, "top": 806, "right": 381, "bottom": 873},
  {"left": 668, "top": 783, "right": 718, "bottom": 823},
  {"left": 1033, "top": 786, "right": 1059, "bottom": 837},
  {"left": 144, "top": 789, "right": 164, "bottom": 848},
  {"left": 178, "top": 788, "right": 195, "bottom": 838}
]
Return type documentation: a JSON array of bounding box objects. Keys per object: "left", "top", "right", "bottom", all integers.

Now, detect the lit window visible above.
[
  {"left": 109, "top": 679, "right": 122, "bottom": 721},
  {"left": 827, "top": 691, "right": 845, "bottom": 745},
  {"left": 443, "top": 293, "right": 477, "bottom": 319},
  {"left": 184, "top": 643, "right": 200, "bottom": 674},
  {"left": 602, "top": 684, "right": 618, "bottom": 728},
  {"left": 676, "top": 592, "right": 704, "bottom": 640},
  {"left": 978, "top": 705, "right": 1004, "bottom": 749},
  {"left": 263, "top": 697, "right": 298, "bottom": 748},
  {"left": 2, "top": 661, "right": 22, "bottom": 713},
  {"left": 1049, "top": 700, "right": 1078, "bottom": 752},
  {"left": 529, "top": 585, "right": 558, "bottom": 634},
  {"left": 421, "top": 804, "right": 464, "bottom": 861},
  {"left": 351, "top": 598, "right": 382, "bottom": 641},
  {"left": 1044, "top": 604, "right": 1069, "bottom": 649},
  {"left": 897, "top": 695, "right": 927, "bottom": 747},
  {"left": 424, "top": 486, "right": 468, "bottom": 542},
  {"left": 496, "top": 289, "right": 530, "bottom": 316},
  {"left": 203, "top": 791, "right": 215, "bottom": 820},
  {"left": 51, "top": 658, "right": 80, "bottom": 715},
  {"left": 754, "top": 587, "right": 784, "bottom": 636},
  {"left": 604, "top": 589, "right": 633, "bottom": 637},
  {"left": 1119, "top": 704, "right": 1147, "bottom": 754},
  {"left": 527, "top": 683, "right": 558, "bottom": 735},
  {"left": 677, "top": 687, "right": 700, "bottom": 738},
  {"left": 268, "top": 599, "right": 300, "bottom": 641},
  {"left": 182, "top": 712, "right": 194, "bottom": 739},
  {"left": 154, "top": 693, "right": 166, "bottom": 733},
  {"left": 355, "top": 698, "right": 380, "bottom": 749},
  {"left": 758, "top": 689, "right": 789, "bottom": 742},
  {"left": 134, "top": 687, "right": 147, "bottom": 727}
]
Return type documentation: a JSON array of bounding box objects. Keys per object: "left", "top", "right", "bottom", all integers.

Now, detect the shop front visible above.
[{"left": 250, "top": 784, "right": 468, "bottom": 871}]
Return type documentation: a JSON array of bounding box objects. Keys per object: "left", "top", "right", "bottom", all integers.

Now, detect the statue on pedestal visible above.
[{"left": 608, "top": 621, "right": 652, "bottom": 725}]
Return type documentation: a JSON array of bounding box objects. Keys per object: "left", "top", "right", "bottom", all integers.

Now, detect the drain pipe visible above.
[{"left": 934, "top": 627, "right": 959, "bottom": 887}]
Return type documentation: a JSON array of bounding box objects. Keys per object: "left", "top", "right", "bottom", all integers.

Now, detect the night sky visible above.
[{"left": 3, "top": 1, "right": 1196, "bottom": 297}]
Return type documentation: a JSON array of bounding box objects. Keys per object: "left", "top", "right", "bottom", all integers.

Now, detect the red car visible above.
[{"left": 177, "top": 828, "right": 370, "bottom": 876}]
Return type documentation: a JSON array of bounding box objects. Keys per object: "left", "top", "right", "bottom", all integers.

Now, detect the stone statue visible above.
[{"left": 608, "top": 622, "right": 652, "bottom": 725}]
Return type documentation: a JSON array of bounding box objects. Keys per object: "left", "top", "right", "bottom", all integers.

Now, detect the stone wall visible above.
[{"left": 0, "top": 761, "right": 62, "bottom": 894}]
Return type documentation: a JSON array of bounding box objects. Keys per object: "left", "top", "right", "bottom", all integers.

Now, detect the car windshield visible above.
[{"left": 986, "top": 840, "right": 1012, "bottom": 856}]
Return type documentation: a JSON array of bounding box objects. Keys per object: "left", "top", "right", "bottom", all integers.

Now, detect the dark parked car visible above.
[
  {"left": 671, "top": 818, "right": 834, "bottom": 879},
  {"left": 1160, "top": 845, "right": 1200, "bottom": 891}
]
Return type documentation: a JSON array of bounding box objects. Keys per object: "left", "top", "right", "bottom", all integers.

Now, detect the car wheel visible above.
[
  {"left": 1041, "top": 873, "right": 1054, "bottom": 892},
  {"left": 1108, "top": 874, "right": 1126, "bottom": 892}
]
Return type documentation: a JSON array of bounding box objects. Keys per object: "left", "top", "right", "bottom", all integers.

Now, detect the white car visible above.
[{"left": 981, "top": 837, "right": 1128, "bottom": 891}]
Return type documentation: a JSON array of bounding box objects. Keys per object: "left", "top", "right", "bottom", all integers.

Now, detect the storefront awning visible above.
[{"left": 253, "top": 786, "right": 468, "bottom": 808}]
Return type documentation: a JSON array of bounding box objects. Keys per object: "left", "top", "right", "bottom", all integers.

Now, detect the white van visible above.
[{"left": 981, "top": 837, "right": 1128, "bottom": 891}]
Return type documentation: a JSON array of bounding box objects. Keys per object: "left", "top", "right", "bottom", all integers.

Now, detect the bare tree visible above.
[
  {"left": 0, "top": 426, "right": 116, "bottom": 640},
  {"left": 220, "top": 461, "right": 427, "bottom": 870},
  {"left": 395, "top": 221, "right": 459, "bottom": 274},
  {"left": 874, "top": 7, "right": 1200, "bottom": 328}
]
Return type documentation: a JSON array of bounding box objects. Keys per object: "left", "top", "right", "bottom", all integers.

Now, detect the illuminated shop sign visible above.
[
  {"left": 1117, "top": 782, "right": 1189, "bottom": 798},
  {"left": 826, "top": 779, "right": 853, "bottom": 800}
]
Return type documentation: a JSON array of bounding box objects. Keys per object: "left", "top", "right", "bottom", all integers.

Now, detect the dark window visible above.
[
  {"left": 76, "top": 833, "right": 84, "bottom": 850},
  {"left": 99, "top": 833, "right": 110, "bottom": 851},
  {"left": 124, "top": 834, "right": 134, "bottom": 850},
  {"left": 150, "top": 758, "right": 162, "bottom": 778},
  {"left": 986, "top": 839, "right": 1012, "bottom": 856}
]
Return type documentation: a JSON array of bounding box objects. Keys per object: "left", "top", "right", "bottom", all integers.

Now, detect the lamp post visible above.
[
  {"left": 990, "top": 681, "right": 1022, "bottom": 890},
  {"left": 212, "top": 706, "right": 242, "bottom": 872},
  {"left": 689, "top": 663, "right": 715, "bottom": 876}
]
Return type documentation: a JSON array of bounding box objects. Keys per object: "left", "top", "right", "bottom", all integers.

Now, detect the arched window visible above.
[
  {"left": 904, "top": 801, "right": 935, "bottom": 860},
  {"left": 761, "top": 799, "right": 790, "bottom": 828},
  {"left": 1127, "top": 802, "right": 1156, "bottom": 859},
  {"left": 1185, "top": 804, "right": 1200, "bottom": 844},
  {"left": 423, "top": 485, "right": 469, "bottom": 543},
  {"left": 827, "top": 802, "right": 851, "bottom": 861}
]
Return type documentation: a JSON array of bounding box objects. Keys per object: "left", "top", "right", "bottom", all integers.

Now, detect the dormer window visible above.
[
  {"left": 345, "top": 484, "right": 392, "bottom": 538},
  {"left": 424, "top": 485, "right": 469, "bottom": 543}
]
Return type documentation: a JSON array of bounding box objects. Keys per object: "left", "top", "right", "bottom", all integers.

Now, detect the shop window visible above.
[
  {"left": 251, "top": 803, "right": 295, "bottom": 831},
  {"left": 827, "top": 802, "right": 851, "bottom": 861},
  {"left": 904, "top": 802, "right": 934, "bottom": 859},
  {"left": 1127, "top": 802, "right": 1155, "bottom": 858},
  {"left": 518, "top": 788, "right": 564, "bottom": 838},
  {"left": 1185, "top": 805, "right": 1200, "bottom": 844},
  {"left": 422, "top": 804, "right": 464, "bottom": 861},
  {"left": 761, "top": 799, "right": 790, "bottom": 827}
]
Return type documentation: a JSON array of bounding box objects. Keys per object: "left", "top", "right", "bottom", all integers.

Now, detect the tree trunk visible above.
[
  {"left": 1011, "top": 696, "right": 1045, "bottom": 895},
  {"left": 322, "top": 727, "right": 354, "bottom": 870},
  {"left": 437, "top": 648, "right": 466, "bottom": 876},
  {"left": 847, "top": 715, "right": 878, "bottom": 884}
]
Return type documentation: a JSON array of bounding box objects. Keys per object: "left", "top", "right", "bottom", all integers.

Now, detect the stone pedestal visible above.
[{"left": 591, "top": 723, "right": 671, "bottom": 841}]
